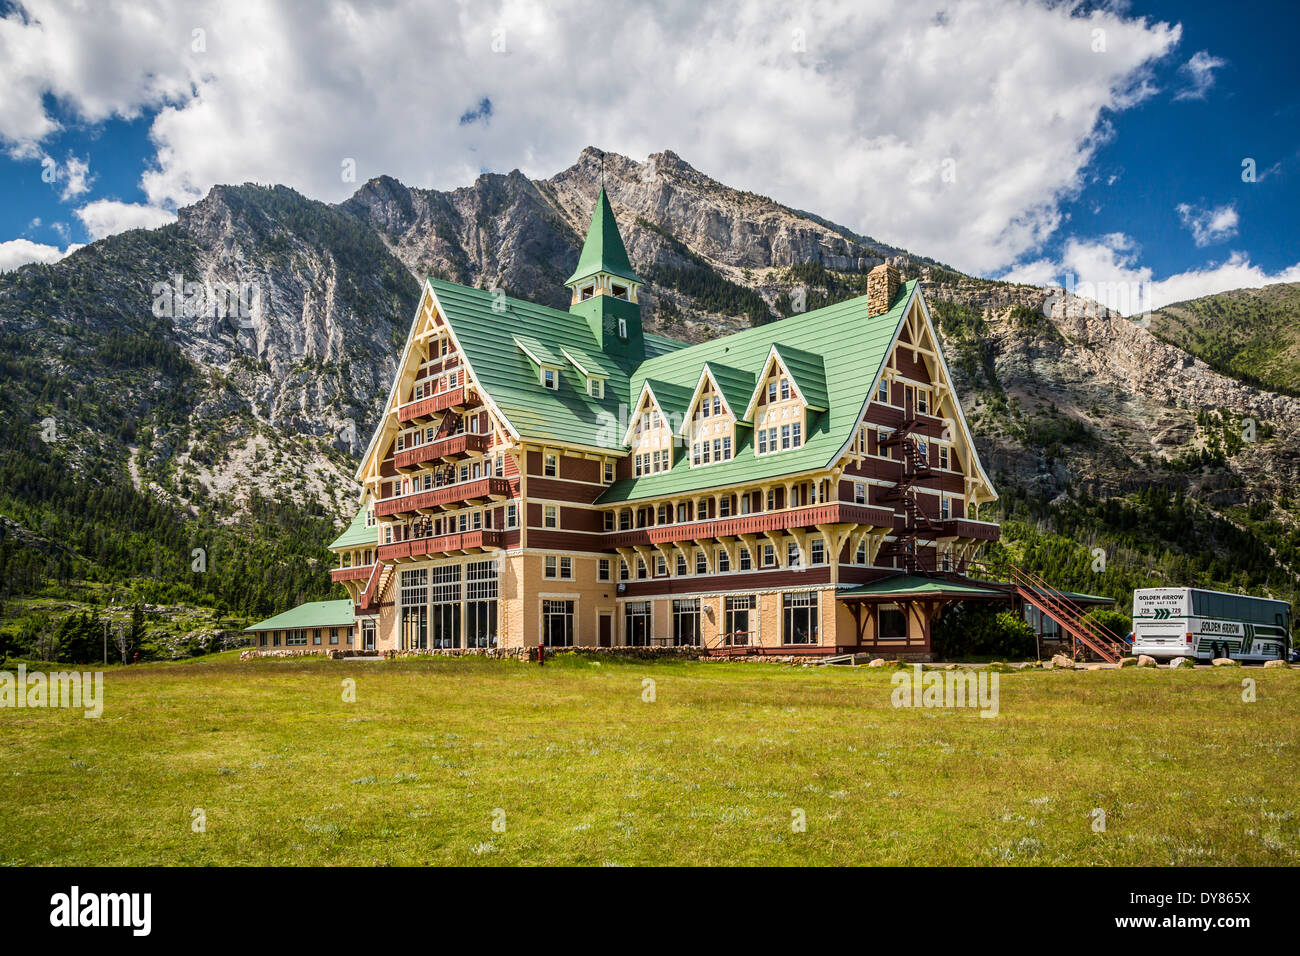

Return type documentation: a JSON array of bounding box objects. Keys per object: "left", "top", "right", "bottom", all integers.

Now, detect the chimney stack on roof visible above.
[{"left": 866, "top": 263, "right": 901, "bottom": 317}]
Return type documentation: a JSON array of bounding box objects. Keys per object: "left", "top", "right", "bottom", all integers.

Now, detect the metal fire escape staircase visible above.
[
  {"left": 973, "top": 559, "right": 1129, "bottom": 663},
  {"left": 878, "top": 409, "right": 938, "bottom": 573}
]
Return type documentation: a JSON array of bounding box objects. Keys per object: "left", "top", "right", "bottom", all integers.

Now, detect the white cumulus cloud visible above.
[
  {"left": 1005, "top": 233, "right": 1300, "bottom": 314},
  {"left": 0, "top": 0, "right": 1184, "bottom": 275},
  {"left": 0, "top": 237, "right": 80, "bottom": 271},
  {"left": 1174, "top": 49, "right": 1226, "bottom": 101},
  {"left": 74, "top": 199, "right": 176, "bottom": 240},
  {"left": 1175, "top": 202, "right": 1239, "bottom": 247}
]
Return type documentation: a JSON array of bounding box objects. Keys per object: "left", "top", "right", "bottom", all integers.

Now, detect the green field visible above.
[{"left": 1, "top": 654, "right": 1297, "bottom": 866}]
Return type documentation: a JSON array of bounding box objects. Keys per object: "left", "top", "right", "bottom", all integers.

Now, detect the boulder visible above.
[
  {"left": 1211, "top": 657, "right": 1240, "bottom": 667},
  {"left": 1136, "top": 655, "right": 1157, "bottom": 667},
  {"left": 1118, "top": 657, "right": 1139, "bottom": 668},
  {"left": 1050, "top": 653, "right": 1074, "bottom": 669},
  {"left": 868, "top": 658, "right": 887, "bottom": 668},
  {"left": 1263, "top": 659, "right": 1289, "bottom": 669},
  {"left": 1168, "top": 657, "right": 1193, "bottom": 669}
]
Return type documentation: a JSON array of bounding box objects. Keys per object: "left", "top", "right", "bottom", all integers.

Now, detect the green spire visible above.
[{"left": 565, "top": 187, "right": 640, "bottom": 287}]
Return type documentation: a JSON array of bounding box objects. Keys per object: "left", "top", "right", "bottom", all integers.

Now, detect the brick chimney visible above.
[{"left": 866, "top": 263, "right": 901, "bottom": 316}]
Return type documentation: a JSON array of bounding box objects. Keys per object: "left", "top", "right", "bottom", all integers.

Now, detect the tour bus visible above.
[{"left": 1130, "top": 587, "right": 1291, "bottom": 662}]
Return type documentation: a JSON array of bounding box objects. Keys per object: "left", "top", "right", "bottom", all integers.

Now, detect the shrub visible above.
[
  {"left": 1084, "top": 607, "right": 1131, "bottom": 641},
  {"left": 932, "top": 602, "right": 1037, "bottom": 660}
]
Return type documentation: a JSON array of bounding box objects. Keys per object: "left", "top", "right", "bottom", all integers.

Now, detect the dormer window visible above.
[
  {"left": 617, "top": 318, "right": 627, "bottom": 338},
  {"left": 588, "top": 378, "right": 605, "bottom": 399},
  {"left": 542, "top": 368, "right": 557, "bottom": 390}
]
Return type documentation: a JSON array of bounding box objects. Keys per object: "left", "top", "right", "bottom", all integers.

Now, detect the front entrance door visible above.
[{"left": 598, "top": 614, "right": 612, "bottom": 648}]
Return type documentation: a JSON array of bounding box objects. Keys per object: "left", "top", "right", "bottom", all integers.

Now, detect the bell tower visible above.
[{"left": 566, "top": 187, "right": 644, "bottom": 363}]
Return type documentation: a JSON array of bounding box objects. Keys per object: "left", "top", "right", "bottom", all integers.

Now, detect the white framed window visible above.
[
  {"left": 544, "top": 453, "right": 558, "bottom": 477},
  {"left": 598, "top": 558, "right": 610, "bottom": 581},
  {"left": 506, "top": 503, "right": 518, "bottom": 528},
  {"left": 939, "top": 446, "right": 950, "bottom": 470},
  {"left": 696, "top": 550, "right": 707, "bottom": 575},
  {"left": 542, "top": 368, "right": 557, "bottom": 389},
  {"left": 617, "top": 318, "right": 627, "bottom": 338},
  {"left": 739, "top": 547, "right": 752, "bottom": 571},
  {"left": 588, "top": 378, "right": 605, "bottom": 398},
  {"left": 604, "top": 460, "right": 615, "bottom": 483},
  {"left": 543, "top": 505, "right": 558, "bottom": 528},
  {"left": 717, "top": 548, "right": 730, "bottom": 572},
  {"left": 854, "top": 482, "right": 866, "bottom": 504},
  {"left": 940, "top": 496, "right": 951, "bottom": 520},
  {"left": 811, "top": 538, "right": 825, "bottom": 565}
]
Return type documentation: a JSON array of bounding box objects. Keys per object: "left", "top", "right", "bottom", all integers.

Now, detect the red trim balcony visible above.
[
  {"left": 606, "top": 502, "right": 896, "bottom": 549},
  {"left": 374, "top": 477, "right": 511, "bottom": 517},
  {"left": 330, "top": 564, "right": 374, "bottom": 583},
  {"left": 396, "top": 386, "right": 477, "bottom": 424},
  {"left": 378, "top": 529, "right": 503, "bottom": 561},
  {"left": 932, "top": 518, "right": 1000, "bottom": 542},
  {"left": 394, "top": 432, "right": 490, "bottom": 470}
]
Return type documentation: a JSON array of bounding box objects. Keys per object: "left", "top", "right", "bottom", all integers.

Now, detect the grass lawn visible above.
[{"left": 1, "top": 654, "right": 1297, "bottom": 866}]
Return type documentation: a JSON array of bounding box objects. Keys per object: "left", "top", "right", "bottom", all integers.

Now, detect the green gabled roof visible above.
[
  {"left": 513, "top": 333, "right": 565, "bottom": 369},
  {"left": 642, "top": 377, "right": 695, "bottom": 424},
  {"left": 565, "top": 188, "right": 641, "bottom": 287},
  {"left": 644, "top": 332, "right": 688, "bottom": 359},
  {"left": 430, "top": 278, "right": 643, "bottom": 449},
  {"left": 700, "top": 361, "right": 756, "bottom": 421},
  {"left": 597, "top": 281, "right": 916, "bottom": 503},
  {"left": 770, "top": 343, "right": 829, "bottom": 411},
  {"left": 328, "top": 507, "right": 373, "bottom": 550},
  {"left": 838, "top": 574, "right": 1006, "bottom": 600},
  {"left": 561, "top": 344, "right": 618, "bottom": 379},
  {"left": 244, "top": 599, "right": 355, "bottom": 632}
]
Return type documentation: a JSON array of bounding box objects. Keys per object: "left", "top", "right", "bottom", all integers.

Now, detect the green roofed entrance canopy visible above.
[
  {"left": 244, "top": 599, "right": 355, "bottom": 632},
  {"left": 837, "top": 574, "right": 1010, "bottom": 602}
]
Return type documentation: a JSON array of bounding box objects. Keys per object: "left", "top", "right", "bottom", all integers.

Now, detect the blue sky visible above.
[{"left": 1, "top": 0, "right": 1297, "bottom": 310}]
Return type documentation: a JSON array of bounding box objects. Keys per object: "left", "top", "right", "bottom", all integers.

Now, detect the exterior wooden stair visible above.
[{"left": 988, "top": 561, "right": 1127, "bottom": 663}]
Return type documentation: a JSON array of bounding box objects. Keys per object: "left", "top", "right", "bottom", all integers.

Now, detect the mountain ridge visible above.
[{"left": 1, "top": 146, "right": 1296, "bottom": 654}]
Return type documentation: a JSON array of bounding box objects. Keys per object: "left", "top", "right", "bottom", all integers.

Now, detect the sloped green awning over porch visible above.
[
  {"left": 243, "top": 599, "right": 355, "bottom": 633},
  {"left": 836, "top": 574, "right": 1009, "bottom": 602}
]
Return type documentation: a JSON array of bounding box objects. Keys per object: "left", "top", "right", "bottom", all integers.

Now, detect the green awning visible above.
[
  {"left": 837, "top": 574, "right": 1008, "bottom": 601},
  {"left": 244, "top": 599, "right": 355, "bottom": 632}
]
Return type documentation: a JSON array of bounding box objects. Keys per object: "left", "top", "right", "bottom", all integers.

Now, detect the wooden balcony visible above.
[
  {"left": 932, "top": 518, "right": 1000, "bottom": 542},
  {"left": 394, "top": 432, "right": 489, "bottom": 470},
  {"left": 330, "top": 564, "right": 374, "bottom": 583},
  {"left": 606, "top": 502, "right": 896, "bottom": 549},
  {"left": 378, "top": 529, "right": 503, "bottom": 562},
  {"left": 374, "top": 477, "right": 511, "bottom": 517},
  {"left": 395, "top": 386, "right": 477, "bottom": 424}
]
